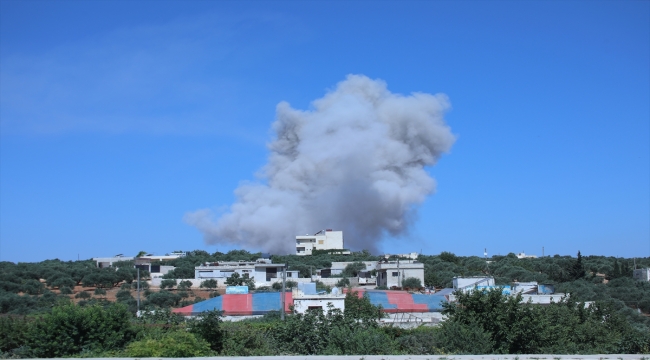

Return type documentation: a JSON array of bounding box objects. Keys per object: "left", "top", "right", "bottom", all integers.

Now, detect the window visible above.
[
  {"left": 318, "top": 240, "right": 324, "bottom": 244},
  {"left": 297, "top": 247, "right": 305, "bottom": 252},
  {"left": 392, "top": 272, "right": 399, "bottom": 277}
]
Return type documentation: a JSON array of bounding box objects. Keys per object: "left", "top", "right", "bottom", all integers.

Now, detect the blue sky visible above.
[{"left": 1, "top": 0, "right": 648, "bottom": 262}]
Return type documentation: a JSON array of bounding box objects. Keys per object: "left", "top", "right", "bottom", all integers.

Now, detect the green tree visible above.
[
  {"left": 439, "top": 251, "right": 460, "bottom": 264},
  {"left": 160, "top": 278, "right": 177, "bottom": 290},
  {"left": 75, "top": 290, "right": 91, "bottom": 299},
  {"left": 570, "top": 251, "right": 585, "bottom": 280},
  {"left": 178, "top": 280, "right": 193, "bottom": 291},
  {"left": 51, "top": 276, "right": 75, "bottom": 290},
  {"left": 344, "top": 290, "right": 383, "bottom": 323},
  {"left": 22, "top": 279, "right": 45, "bottom": 295},
  {"left": 116, "top": 288, "right": 134, "bottom": 302},
  {"left": 441, "top": 288, "right": 543, "bottom": 354},
  {"left": 189, "top": 310, "right": 224, "bottom": 352},
  {"left": 225, "top": 272, "right": 255, "bottom": 290},
  {"left": 200, "top": 279, "right": 218, "bottom": 291},
  {"left": 25, "top": 303, "right": 134, "bottom": 357},
  {"left": 0, "top": 316, "right": 29, "bottom": 354},
  {"left": 342, "top": 261, "right": 366, "bottom": 277},
  {"left": 146, "top": 291, "right": 181, "bottom": 307}
]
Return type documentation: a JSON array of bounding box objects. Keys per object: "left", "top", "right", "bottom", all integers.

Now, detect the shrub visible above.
[
  {"left": 59, "top": 286, "right": 73, "bottom": 294},
  {"left": 146, "top": 291, "right": 181, "bottom": 308},
  {"left": 125, "top": 330, "right": 212, "bottom": 357},
  {"left": 51, "top": 277, "right": 75, "bottom": 290},
  {"left": 402, "top": 277, "right": 422, "bottom": 289},
  {"left": 336, "top": 278, "right": 350, "bottom": 287},
  {"left": 220, "top": 322, "right": 279, "bottom": 356},
  {"left": 0, "top": 316, "right": 29, "bottom": 353},
  {"left": 200, "top": 279, "right": 218, "bottom": 291},
  {"left": 116, "top": 289, "right": 133, "bottom": 302},
  {"left": 178, "top": 280, "right": 193, "bottom": 291},
  {"left": 75, "top": 291, "right": 91, "bottom": 299},
  {"left": 25, "top": 303, "right": 134, "bottom": 357},
  {"left": 22, "top": 279, "right": 45, "bottom": 295},
  {"left": 94, "top": 288, "right": 106, "bottom": 296},
  {"left": 437, "top": 320, "right": 494, "bottom": 354},
  {"left": 160, "top": 279, "right": 177, "bottom": 290},
  {"left": 189, "top": 310, "right": 224, "bottom": 352}
]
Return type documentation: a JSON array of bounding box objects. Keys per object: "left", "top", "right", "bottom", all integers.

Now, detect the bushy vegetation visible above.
[
  {"left": 1, "top": 250, "right": 649, "bottom": 356},
  {"left": 2, "top": 287, "right": 648, "bottom": 357}
]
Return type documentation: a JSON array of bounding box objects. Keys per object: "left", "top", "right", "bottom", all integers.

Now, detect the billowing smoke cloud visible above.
[{"left": 184, "top": 75, "right": 455, "bottom": 254}]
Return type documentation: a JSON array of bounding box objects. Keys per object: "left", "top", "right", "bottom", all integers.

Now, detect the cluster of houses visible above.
[
  {"left": 93, "top": 231, "right": 428, "bottom": 290},
  {"left": 92, "top": 230, "right": 649, "bottom": 326}
]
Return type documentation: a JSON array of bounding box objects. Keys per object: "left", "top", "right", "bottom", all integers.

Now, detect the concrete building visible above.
[
  {"left": 296, "top": 229, "right": 344, "bottom": 255},
  {"left": 376, "top": 259, "right": 424, "bottom": 288},
  {"left": 383, "top": 252, "right": 419, "bottom": 260},
  {"left": 316, "top": 261, "right": 379, "bottom": 278},
  {"left": 134, "top": 258, "right": 175, "bottom": 278},
  {"left": 453, "top": 276, "right": 495, "bottom": 290},
  {"left": 194, "top": 258, "right": 286, "bottom": 286},
  {"left": 516, "top": 252, "right": 537, "bottom": 259},
  {"left": 633, "top": 268, "right": 650, "bottom": 281},
  {"left": 292, "top": 283, "right": 345, "bottom": 313},
  {"left": 94, "top": 252, "right": 184, "bottom": 268}
]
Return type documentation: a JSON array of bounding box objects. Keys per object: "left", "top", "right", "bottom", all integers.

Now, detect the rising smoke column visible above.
[{"left": 184, "top": 75, "right": 455, "bottom": 254}]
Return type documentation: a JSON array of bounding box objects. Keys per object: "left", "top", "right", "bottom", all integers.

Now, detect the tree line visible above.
[{"left": 1, "top": 288, "right": 648, "bottom": 357}]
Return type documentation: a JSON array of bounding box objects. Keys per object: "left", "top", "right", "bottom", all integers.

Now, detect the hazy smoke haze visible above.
[{"left": 185, "top": 75, "right": 455, "bottom": 254}]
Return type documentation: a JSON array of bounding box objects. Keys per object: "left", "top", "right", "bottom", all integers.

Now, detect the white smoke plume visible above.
[{"left": 184, "top": 75, "right": 455, "bottom": 254}]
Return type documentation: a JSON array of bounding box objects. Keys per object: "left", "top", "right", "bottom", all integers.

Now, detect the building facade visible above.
[
  {"left": 295, "top": 229, "right": 344, "bottom": 255},
  {"left": 194, "top": 259, "right": 286, "bottom": 286},
  {"left": 376, "top": 260, "right": 425, "bottom": 288}
]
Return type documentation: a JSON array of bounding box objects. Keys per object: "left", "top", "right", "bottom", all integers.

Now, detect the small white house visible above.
[
  {"left": 296, "top": 229, "right": 345, "bottom": 255},
  {"left": 292, "top": 283, "right": 345, "bottom": 313},
  {"left": 376, "top": 260, "right": 424, "bottom": 288},
  {"left": 194, "top": 259, "right": 286, "bottom": 286}
]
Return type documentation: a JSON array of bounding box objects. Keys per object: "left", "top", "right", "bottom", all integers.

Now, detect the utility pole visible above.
[
  {"left": 137, "top": 268, "right": 140, "bottom": 314},
  {"left": 281, "top": 265, "right": 286, "bottom": 321}
]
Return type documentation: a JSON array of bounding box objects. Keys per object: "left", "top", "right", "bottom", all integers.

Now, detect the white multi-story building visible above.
[
  {"left": 94, "top": 252, "right": 184, "bottom": 268},
  {"left": 295, "top": 229, "right": 345, "bottom": 255},
  {"left": 375, "top": 259, "right": 424, "bottom": 288}
]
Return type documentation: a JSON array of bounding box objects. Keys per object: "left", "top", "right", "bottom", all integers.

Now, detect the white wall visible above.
[{"left": 293, "top": 296, "right": 345, "bottom": 314}]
